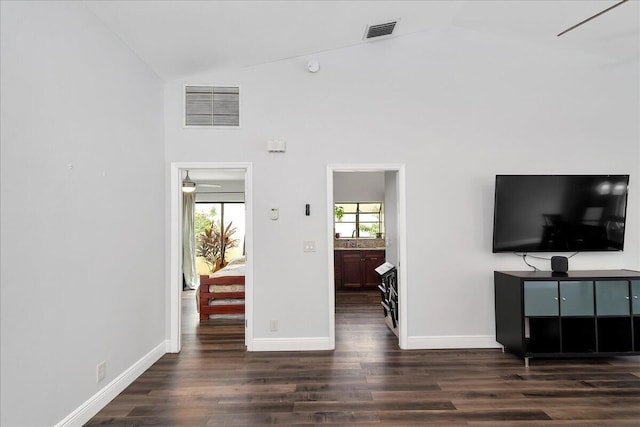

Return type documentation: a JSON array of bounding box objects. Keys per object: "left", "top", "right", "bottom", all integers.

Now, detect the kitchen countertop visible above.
[{"left": 334, "top": 247, "right": 385, "bottom": 251}]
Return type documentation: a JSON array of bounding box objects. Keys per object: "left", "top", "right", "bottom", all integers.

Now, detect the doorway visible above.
[
  {"left": 327, "top": 164, "right": 408, "bottom": 349},
  {"left": 169, "top": 162, "right": 253, "bottom": 353}
]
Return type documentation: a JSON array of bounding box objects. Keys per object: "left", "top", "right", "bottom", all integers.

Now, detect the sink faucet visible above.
[{"left": 352, "top": 230, "right": 356, "bottom": 238}]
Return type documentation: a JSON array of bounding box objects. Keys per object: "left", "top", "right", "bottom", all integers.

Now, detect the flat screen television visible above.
[{"left": 492, "top": 175, "right": 629, "bottom": 253}]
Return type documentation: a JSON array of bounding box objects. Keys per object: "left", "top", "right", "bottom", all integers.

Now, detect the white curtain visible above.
[{"left": 182, "top": 192, "right": 198, "bottom": 290}]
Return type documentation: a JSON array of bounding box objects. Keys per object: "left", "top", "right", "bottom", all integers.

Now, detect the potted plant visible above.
[
  {"left": 334, "top": 205, "right": 345, "bottom": 238},
  {"left": 196, "top": 220, "right": 239, "bottom": 272}
]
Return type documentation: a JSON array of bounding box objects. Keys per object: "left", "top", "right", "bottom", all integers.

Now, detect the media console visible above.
[{"left": 494, "top": 269, "right": 640, "bottom": 367}]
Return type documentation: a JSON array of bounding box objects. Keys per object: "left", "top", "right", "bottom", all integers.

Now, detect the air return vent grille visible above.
[
  {"left": 364, "top": 21, "right": 397, "bottom": 39},
  {"left": 185, "top": 86, "right": 239, "bottom": 127}
]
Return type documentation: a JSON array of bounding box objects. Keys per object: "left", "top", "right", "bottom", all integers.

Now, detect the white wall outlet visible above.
[
  {"left": 303, "top": 241, "right": 316, "bottom": 252},
  {"left": 270, "top": 320, "right": 278, "bottom": 332},
  {"left": 96, "top": 361, "right": 106, "bottom": 383}
]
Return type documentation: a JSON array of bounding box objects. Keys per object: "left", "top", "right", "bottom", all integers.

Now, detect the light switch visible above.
[
  {"left": 270, "top": 208, "right": 279, "bottom": 220},
  {"left": 303, "top": 241, "right": 316, "bottom": 252}
]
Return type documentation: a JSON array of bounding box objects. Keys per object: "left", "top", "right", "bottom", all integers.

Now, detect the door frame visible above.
[
  {"left": 326, "top": 164, "right": 408, "bottom": 349},
  {"left": 168, "top": 162, "right": 253, "bottom": 353}
]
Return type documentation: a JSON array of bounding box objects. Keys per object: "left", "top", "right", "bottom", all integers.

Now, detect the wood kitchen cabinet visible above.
[
  {"left": 334, "top": 250, "right": 385, "bottom": 289},
  {"left": 363, "top": 251, "right": 384, "bottom": 287}
]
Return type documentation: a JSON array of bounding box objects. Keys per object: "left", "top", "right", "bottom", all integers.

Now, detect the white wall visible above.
[
  {"left": 166, "top": 27, "right": 638, "bottom": 348},
  {"left": 334, "top": 171, "right": 385, "bottom": 202},
  {"left": 195, "top": 180, "right": 245, "bottom": 202},
  {"left": 0, "top": 2, "right": 166, "bottom": 426}
]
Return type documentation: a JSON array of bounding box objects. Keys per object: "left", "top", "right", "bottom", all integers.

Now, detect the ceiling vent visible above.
[
  {"left": 364, "top": 20, "right": 398, "bottom": 40},
  {"left": 185, "top": 85, "right": 240, "bottom": 127}
]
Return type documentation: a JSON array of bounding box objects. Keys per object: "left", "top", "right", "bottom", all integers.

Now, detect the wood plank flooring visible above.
[{"left": 86, "top": 290, "right": 640, "bottom": 426}]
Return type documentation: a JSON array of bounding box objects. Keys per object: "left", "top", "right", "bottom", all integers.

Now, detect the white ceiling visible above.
[
  {"left": 85, "top": 0, "right": 639, "bottom": 81},
  {"left": 187, "top": 169, "right": 245, "bottom": 182}
]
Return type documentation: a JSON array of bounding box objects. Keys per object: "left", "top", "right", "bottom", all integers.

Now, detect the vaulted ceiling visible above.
[{"left": 85, "top": 0, "right": 639, "bottom": 81}]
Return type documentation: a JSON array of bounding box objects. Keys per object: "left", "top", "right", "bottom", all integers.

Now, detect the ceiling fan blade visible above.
[
  {"left": 197, "top": 183, "right": 222, "bottom": 188},
  {"left": 558, "top": 0, "right": 628, "bottom": 37}
]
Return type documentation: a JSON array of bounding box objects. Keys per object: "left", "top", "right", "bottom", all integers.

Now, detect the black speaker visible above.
[{"left": 551, "top": 256, "right": 568, "bottom": 273}]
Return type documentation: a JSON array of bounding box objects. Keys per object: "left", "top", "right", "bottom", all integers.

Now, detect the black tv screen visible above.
[{"left": 492, "top": 175, "right": 629, "bottom": 253}]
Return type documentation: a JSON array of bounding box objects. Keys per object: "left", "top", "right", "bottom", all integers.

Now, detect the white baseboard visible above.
[
  {"left": 251, "top": 336, "right": 499, "bottom": 351},
  {"left": 55, "top": 340, "right": 168, "bottom": 427},
  {"left": 406, "top": 335, "right": 501, "bottom": 350},
  {"left": 250, "top": 337, "right": 332, "bottom": 351}
]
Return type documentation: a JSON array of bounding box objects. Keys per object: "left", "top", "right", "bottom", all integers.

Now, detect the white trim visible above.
[
  {"left": 168, "top": 162, "right": 253, "bottom": 353},
  {"left": 396, "top": 166, "right": 408, "bottom": 349},
  {"left": 169, "top": 165, "right": 182, "bottom": 353},
  {"left": 326, "top": 164, "right": 408, "bottom": 349},
  {"left": 251, "top": 337, "right": 332, "bottom": 352},
  {"left": 55, "top": 341, "right": 168, "bottom": 427},
  {"left": 326, "top": 170, "right": 336, "bottom": 349},
  {"left": 406, "top": 335, "right": 501, "bottom": 350},
  {"left": 243, "top": 166, "right": 254, "bottom": 350}
]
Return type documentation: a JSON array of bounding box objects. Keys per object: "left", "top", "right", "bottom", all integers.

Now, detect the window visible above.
[
  {"left": 185, "top": 86, "right": 239, "bottom": 127},
  {"left": 334, "top": 202, "right": 383, "bottom": 238},
  {"left": 194, "top": 202, "right": 245, "bottom": 274}
]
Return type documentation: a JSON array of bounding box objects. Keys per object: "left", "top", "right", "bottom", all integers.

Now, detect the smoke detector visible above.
[{"left": 363, "top": 20, "right": 398, "bottom": 40}]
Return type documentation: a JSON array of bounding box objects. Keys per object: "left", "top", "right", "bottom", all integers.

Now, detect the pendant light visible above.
[{"left": 182, "top": 170, "right": 196, "bottom": 193}]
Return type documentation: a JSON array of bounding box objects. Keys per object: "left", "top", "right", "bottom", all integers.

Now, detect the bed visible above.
[{"left": 198, "top": 256, "right": 245, "bottom": 321}]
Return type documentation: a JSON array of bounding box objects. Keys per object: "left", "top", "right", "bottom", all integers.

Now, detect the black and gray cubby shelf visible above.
[{"left": 494, "top": 269, "right": 640, "bottom": 367}]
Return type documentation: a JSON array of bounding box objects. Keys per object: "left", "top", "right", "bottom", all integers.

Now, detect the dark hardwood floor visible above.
[{"left": 87, "top": 290, "right": 640, "bottom": 426}]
